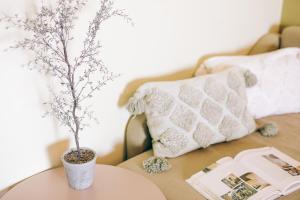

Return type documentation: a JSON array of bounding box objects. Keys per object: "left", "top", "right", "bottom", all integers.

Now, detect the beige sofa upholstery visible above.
[
  {"left": 118, "top": 26, "right": 300, "bottom": 200},
  {"left": 120, "top": 114, "right": 300, "bottom": 200},
  {"left": 248, "top": 26, "right": 300, "bottom": 55}
]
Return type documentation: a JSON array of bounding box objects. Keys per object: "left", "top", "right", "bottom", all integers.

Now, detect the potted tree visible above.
[{"left": 0, "top": 0, "right": 131, "bottom": 190}]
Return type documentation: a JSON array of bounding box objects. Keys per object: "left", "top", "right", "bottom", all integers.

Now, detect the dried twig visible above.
[{"left": 1, "top": 0, "right": 132, "bottom": 157}]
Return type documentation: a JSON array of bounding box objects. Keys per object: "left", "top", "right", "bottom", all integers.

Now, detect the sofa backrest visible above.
[
  {"left": 249, "top": 26, "right": 300, "bottom": 55},
  {"left": 248, "top": 33, "right": 280, "bottom": 55},
  {"left": 281, "top": 26, "right": 300, "bottom": 48}
]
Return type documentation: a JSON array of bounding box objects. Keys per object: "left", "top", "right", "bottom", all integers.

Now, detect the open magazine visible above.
[{"left": 186, "top": 147, "right": 300, "bottom": 200}]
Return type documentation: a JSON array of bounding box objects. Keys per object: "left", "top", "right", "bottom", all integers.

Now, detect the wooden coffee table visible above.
[{"left": 1, "top": 165, "right": 166, "bottom": 200}]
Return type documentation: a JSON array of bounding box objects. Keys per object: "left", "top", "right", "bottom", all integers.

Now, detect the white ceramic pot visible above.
[{"left": 61, "top": 147, "right": 96, "bottom": 190}]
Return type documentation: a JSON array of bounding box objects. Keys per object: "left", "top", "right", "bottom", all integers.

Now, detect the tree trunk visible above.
[
  {"left": 74, "top": 131, "right": 80, "bottom": 157},
  {"left": 61, "top": 33, "right": 81, "bottom": 158},
  {"left": 71, "top": 92, "right": 81, "bottom": 158}
]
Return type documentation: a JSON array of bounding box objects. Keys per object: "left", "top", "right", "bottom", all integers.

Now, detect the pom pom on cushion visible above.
[
  {"left": 257, "top": 122, "right": 278, "bottom": 137},
  {"left": 127, "top": 91, "right": 147, "bottom": 115},
  {"left": 244, "top": 70, "right": 257, "bottom": 88},
  {"left": 143, "top": 157, "right": 171, "bottom": 174}
]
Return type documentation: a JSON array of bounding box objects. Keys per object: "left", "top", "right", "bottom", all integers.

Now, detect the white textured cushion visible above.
[
  {"left": 127, "top": 68, "right": 256, "bottom": 158},
  {"left": 195, "top": 48, "right": 300, "bottom": 119}
]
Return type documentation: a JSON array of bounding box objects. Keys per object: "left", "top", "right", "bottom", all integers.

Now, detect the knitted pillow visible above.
[
  {"left": 195, "top": 48, "right": 300, "bottom": 119},
  {"left": 127, "top": 68, "right": 256, "bottom": 158}
]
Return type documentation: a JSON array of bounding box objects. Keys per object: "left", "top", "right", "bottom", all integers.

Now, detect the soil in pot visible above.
[{"left": 64, "top": 149, "right": 95, "bottom": 164}]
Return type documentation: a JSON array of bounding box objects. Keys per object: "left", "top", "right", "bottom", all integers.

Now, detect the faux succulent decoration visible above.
[{"left": 0, "top": 0, "right": 132, "bottom": 159}]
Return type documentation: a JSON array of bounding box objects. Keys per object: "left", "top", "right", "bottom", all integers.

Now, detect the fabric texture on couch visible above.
[{"left": 119, "top": 114, "right": 300, "bottom": 200}]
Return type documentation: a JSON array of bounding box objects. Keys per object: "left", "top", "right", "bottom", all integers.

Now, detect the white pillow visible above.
[
  {"left": 195, "top": 48, "right": 300, "bottom": 119},
  {"left": 127, "top": 68, "right": 256, "bottom": 158}
]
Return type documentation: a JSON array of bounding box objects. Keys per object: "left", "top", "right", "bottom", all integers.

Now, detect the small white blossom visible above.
[{"left": 1, "top": 0, "right": 132, "bottom": 154}]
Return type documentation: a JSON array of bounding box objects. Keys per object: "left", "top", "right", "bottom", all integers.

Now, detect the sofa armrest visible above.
[
  {"left": 125, "top": 114, "right": 152, "bottom": 159},
  {"left": 248, "top": 33, "right": 280, "bottom": 55}
]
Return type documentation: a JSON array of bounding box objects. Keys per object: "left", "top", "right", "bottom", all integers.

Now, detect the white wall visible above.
[{"left": 0, "top": 0, "right": 282, "bottom": 192}]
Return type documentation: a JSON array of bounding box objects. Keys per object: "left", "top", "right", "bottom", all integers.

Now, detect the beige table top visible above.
[{"left": 1, "top": 165, "right": 166, "bottom": 200}]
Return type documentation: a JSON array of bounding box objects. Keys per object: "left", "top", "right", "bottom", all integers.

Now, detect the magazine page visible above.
[
  {"left": 187, "top": 157, "right": 280, "bottom": 200},
  {"left": 187, "top": 156, "right": 233, "bottom": 185},
  {"left": 235, "top": 147, "right": 300, "bottom": 195}
]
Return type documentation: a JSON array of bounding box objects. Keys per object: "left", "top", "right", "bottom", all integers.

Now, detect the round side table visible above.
[{"left": 1, "top": 165, "right": 166, "bottom": 200}]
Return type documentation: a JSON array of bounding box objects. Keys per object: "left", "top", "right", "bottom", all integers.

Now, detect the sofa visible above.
[{"left": 118, "top": 26, "right": 300, "bottom": 200}]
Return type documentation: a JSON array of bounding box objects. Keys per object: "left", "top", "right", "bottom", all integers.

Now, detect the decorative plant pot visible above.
[{"left": 61, "top": 147, "right": 96, "bottom": 190}]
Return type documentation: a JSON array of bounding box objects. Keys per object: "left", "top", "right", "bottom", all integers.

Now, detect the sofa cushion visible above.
[
  {"left": 195, "top": 48, "right": 300, "bottom": 119},
  {"left": 119, "top": 113, "right": 300, "bottom": 200},
  {"left": 127, "top": 68, "right": 256, "bottom": 158}
]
